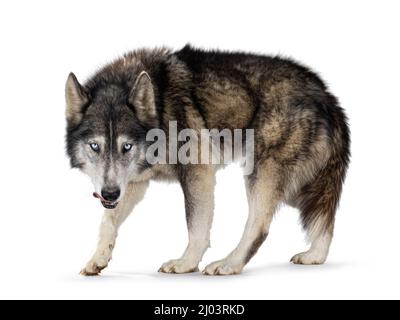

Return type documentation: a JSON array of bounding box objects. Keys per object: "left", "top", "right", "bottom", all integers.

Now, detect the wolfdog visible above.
[{"left": 65, "top": 45, "right": 350, "bottom": 276}]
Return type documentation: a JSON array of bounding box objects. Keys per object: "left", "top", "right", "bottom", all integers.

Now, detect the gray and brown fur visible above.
[{"left": 66, "top": 45, "right": 350, "bottom": 276}]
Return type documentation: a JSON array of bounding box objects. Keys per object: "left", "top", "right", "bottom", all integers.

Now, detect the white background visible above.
[{"left": 0, "top": 0, "right": 399, "bottom": 300}]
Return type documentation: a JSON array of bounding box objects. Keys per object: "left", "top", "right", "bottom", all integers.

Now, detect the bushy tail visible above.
[{"left": 297, "top": 102, "right": 350, "bottom": 240}]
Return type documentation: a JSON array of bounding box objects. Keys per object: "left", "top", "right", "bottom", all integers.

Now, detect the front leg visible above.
[
  {"left": 80, "top": 181, "right": 148, "bottom": 276},
  {"left": 159, "top": 166, "right": 215, "bottom": 274}
]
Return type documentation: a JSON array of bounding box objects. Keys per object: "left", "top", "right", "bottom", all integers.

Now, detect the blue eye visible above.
[
  {"left": 90, "top": 143, "right": 99, "bottom": 152},
  {"left": 123, "top": 143, "right": 132, "bottom": 152}
]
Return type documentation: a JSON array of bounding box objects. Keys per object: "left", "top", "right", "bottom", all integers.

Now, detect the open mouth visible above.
[{"left": 93, "top": 192, "right": 119, "bottom": 209}]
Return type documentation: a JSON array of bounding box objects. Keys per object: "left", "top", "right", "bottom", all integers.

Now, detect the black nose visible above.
[{"left": 101, "top": 188, "right": 120, "bottom": 202}]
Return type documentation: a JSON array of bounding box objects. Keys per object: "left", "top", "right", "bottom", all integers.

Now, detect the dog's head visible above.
[{"left": 65, "top": 71, "right": 157, "bottom": 209}]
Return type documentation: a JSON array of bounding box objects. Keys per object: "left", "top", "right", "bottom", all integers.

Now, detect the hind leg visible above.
[
  {"left": 203, "top": 162, "right": 281, "bottom": 275},
  {"left": 291, "top": 222, "right": 333, "bottom": 265},
  {"left": 290, "top": 170, "right": 340, "bottom": 265}
]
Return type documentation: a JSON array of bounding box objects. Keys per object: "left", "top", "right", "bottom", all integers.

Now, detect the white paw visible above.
[
  {"left": 158, "top": 259, "right": 199, "bottom": 274},
  {"left": 80, "top": 255, "right": 110, "bottom": 276},
  {"left": 202, "top": 259, "right": 244, "bottom": 276},
  {"left": 290, "top": 251, "right": 327, "bottom": 265}
]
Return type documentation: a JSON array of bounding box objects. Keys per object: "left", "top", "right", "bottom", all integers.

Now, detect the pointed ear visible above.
[
  {"left": 128, "top": 71, "right": 157, "bottom": 126},
  {"left": 65, "top": 72, "right": 89, "bottom": 125}
]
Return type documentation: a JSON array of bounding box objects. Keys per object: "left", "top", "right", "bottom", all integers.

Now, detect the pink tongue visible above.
[
  {"left": 93, "top": 192, "right": 114, "bottom": 204},
  {"left": 93, "top": 192, "right": 103, "bottom": 200}
]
